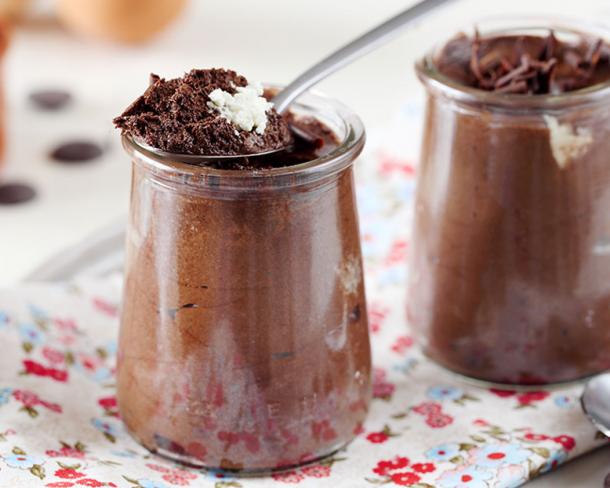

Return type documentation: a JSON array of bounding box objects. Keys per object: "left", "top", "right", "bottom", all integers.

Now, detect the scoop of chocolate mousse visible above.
[
  {"left": 435, "top": 30, "right": 610, "bottom": 94},
  {"left": 113, "top": 68, "right": 293, "bottom": 156}
]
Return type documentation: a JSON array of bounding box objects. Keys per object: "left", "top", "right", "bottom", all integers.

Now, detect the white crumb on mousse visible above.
[
  {"left": 543, "top": 115, "right": 593, "bottom": 169},
  {"left": 207, "top": 82, "right": 273, "bottom": 135}
]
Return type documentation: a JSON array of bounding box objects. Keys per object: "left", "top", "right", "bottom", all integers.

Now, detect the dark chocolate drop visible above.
[
  {"left": 50, "top": 141, "right": 103, "bottom": 164},
  {"left": 29, "top": 89, "right": 72, "bottom": 110},
  {"left": 0, "top": 182, "right": 36, "bottom": 204}
]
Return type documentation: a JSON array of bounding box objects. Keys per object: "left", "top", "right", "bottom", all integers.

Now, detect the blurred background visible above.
[
  {"left": 0, "top": 0, "right": 608, "bottom": 484},
  {"left": 1, "top": 0, "right": 610, "bottom": 285}
]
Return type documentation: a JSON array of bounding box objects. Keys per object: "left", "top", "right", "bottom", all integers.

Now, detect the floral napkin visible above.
[{"left": 0, "top": 108, "right": 607, "bottom": 487}]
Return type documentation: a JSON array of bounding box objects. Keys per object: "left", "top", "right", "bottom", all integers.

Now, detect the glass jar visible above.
[
  {"left": 117, "top": 90, "right": 371, "bottom": 472},
  {"left": 408, "top": 19, "right": 610, "bottom": 385}
]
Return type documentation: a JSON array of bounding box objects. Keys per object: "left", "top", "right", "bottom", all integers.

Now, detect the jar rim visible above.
[
  {"left": 415, "top": 16, "right": 610, "bottom": 112},
  {"left": 122, "top": 86, "right": 365, "bottom": 187}
]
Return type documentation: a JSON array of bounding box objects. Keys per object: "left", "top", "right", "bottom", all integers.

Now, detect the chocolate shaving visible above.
[{"left": 438, "top": 29, "right": 610, "bottom": 95}]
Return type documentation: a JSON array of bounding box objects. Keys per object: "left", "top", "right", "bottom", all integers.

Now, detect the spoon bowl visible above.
[{"left": 581, "top": 373, "right": 610, "bottom": 437}]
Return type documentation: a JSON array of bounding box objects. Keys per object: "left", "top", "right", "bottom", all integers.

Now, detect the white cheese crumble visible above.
[
  {"left": 543, "top": 115, "right": 593, "bottom": 169},
  {"left": 207, "top": 83, "right": 272, "bottom": 135}
]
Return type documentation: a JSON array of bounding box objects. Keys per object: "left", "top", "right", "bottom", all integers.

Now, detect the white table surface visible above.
[{"left": 0, "top": 0, "right": 608, "bottom": 484}]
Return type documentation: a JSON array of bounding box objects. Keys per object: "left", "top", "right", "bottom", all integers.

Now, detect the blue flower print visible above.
[
  {"left": 554, "top": 395, "right": 577, "bottom": 409},
  {"left": 92, "top": 418, "right": 118, "bottom": 436},
  {"left": 425, "top": 443, "right": 461, "bottom": 461},
  {"left": 541, "top": 449, "right": 568, "bottom": 474},
  {"left": 0, "top": 388, "right": 12, "bottom": 406},
  {"left": 393, "top": 357, "right": 417, "bottom": 374},
  {"left": 104, "top": 340, "right": 118, "bottom": 356},
  {"left": 470, "top": 443, "right": 531, "bottom": 468},
  {"left": 436, "top": 465, "right": 494, "bottom": 488},
  {"left": 92, "top": 366, "right": 113, "bottom": 382},
  {"left": 0, "top": 311, "right": 8, "bottom": 327},
  {"left": 18, "top": 323, "right": 45, "bottom": 345},
  {"left": 3, "top": 453, "right": 43, "bottom": 469},
  {"left": 138, "top": 480, "right": 170, "bottom": 488},
  {"left": 28, "top": 304, "right": 47, "bottom": 321},
  {"left": 427, "top": 386, "right": 464, "bottom": 401},
  {"left": 111, "top": 449, "right": 138, "bottom": 458}
]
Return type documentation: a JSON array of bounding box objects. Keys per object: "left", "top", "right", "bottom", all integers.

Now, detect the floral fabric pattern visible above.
[{"left": 0, "top": 119, "right": 607, "bottom": 487}]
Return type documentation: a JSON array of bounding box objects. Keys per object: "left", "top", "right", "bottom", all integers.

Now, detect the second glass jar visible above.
[{"left": 409, "top": 20, "right": 610, "bottom": 385}]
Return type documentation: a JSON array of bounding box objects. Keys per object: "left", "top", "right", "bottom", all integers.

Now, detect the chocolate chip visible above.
[
  {"left": 0, "top": 182, "right": 36, "bottom": 204},
  {"left": 50, "top": 141, "right": 103, "bottom": 163},
  {"left": 29, "top": 89, "right": 72, "bottom": 110},
  {"left": 349, "top": 304, "right": 361, "bottom": 323},
  {"left": 272, "top": 351, "right": 295, "bottom": 361}
]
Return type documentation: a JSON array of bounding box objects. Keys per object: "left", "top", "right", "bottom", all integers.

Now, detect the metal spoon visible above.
[
  {"left": 582, "top": 373, "right": 610, "bottom": 437},
  {"left": 272, "top": 0, "right": 456, "bottom": 114},
  {"left": 138, "top": 0, "right": 456, "bottom": 162}
]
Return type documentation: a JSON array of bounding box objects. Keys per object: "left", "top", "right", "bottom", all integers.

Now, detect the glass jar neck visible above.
[
  {"left": 416, "top": 17, "right": 610, "bottom": 114},
  {"left": 121, "top": 88, "right": 365, "bottom": 195}
]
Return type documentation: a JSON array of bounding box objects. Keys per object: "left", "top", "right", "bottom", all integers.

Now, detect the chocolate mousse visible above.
[
  {"left": 115, "top": 69, "right": 371, "bottom": 470},
  {"left": 436, "top": 31, "right": 610, "bottom": 94},
  {"left": 114, "top": 69, "right": 293, "bottom": 157},
  {"left": 409, "top": 29, "right": 610, "bottom": 384}
]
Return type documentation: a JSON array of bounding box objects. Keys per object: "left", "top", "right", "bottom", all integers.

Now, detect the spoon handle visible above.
[{"left": 272, "top": 0, "right": 456, "bottom": 113}]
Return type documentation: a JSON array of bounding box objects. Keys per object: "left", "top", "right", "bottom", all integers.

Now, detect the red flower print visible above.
[
  {"left": 172, "top": 469, "right": 196, "bottom": 480},
  {"left": 378, "top": 153, "right": 416, "bottom": 177},
  {"left": 43, "top": 347, "right": 65, "bottom": 365},
  {"left": 524, "top": 433, "right": 550, "bottom": 441},
  {"left": 385, "top": 240, "right": 409, "bottom": 266},
  {"left": 311, "top": 420, "right": 337, "bottom": 441},
  {"left": 40, "top": 400, "right": 63, "bottom": 413},
  {"left": 367, "top": 432, "right": 389, "bottom": 444},
  {"left": 391, "top": 335, "right": 414, "bottom": 354},
  {"left": 412, "top": 402, "right": 441, "bottom": 416},
  {"left": 76, "top": 480, "right": 104, "bottom": 487},
  {"left": 301, "top": 465, "right": 331, "bottom": 478},
  {"left": 23, "top": 359, "right": 48, "bottom": 376},
  {"left": 13, "top": 389, "right": 40, "bottom": 407},
  {"left": 368, "top": 305, "right": 388, "bottom": 333},
  {"left": 46, "top": 483, "right": 74, "bottom": 487},
  {"left": 146, "top": 463, "right": 170, "bottom": 473},
  {"left": 240, "top": 432, "right": 261, "bottom": 453},
  {"left": 162, "top": 473, "right": 190, "bottom": 485},
  {"left": 553, "top": 435, "right": 576, "bottom": 451},
  {"left": 425, "top": 413, "right": 453, "bottom": 428},
  {"left": 271, "top": 470, "right": 305, "bottom": 483},
  {"left": 46, "top": 446, "right": 85, "bottom": 458},
  {"left": 473, "top": 418, "right": 489, "bottom": 426},
  {"left": 98, "top": 396, "right": 117, "bottom": 409},
  {"left": 55, "top": 469, "right": 85, "bottom": 479},
  {"left": 92, "top": 297, "right": 118, "bottom": 317},
  {"left": 186, "top": 441, "right": 207, "bottom": 460},
  {"left": 411, "top": 462, "right": 435, "bottom": 473},
  {"left": 23, "top": 360, "right": 68, "bottom": 382},
  {"left": 517, "top": 391, "right": 550, "bottom": 406},
  {"left": 373, "top": 456, "right": 410, "bottom": 476},
  {"left": 373, "top": 381, "right": 395, "bottom": 399},
  {"left": 54, "top": 318, "right": 77, "bottom": 332},
  {"left": 390, "top": 471, "right": 421, "bottom": 486},
  {"left": 48, "top": 368, "right": 69, "bottom": 382},
  {"left": 489, "top": 388, "right": 516, "bottom": 398},
  {"left": 218, "top": 430, "right": 241, "bottom": 449}
]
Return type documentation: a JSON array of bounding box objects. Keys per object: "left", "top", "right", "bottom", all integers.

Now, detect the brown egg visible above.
[
  {"left": 0, "top": 0, "right": 31, "bottom": 22},
  {"left": 56, "top": 0, "right": 188, "bottom": 44}
]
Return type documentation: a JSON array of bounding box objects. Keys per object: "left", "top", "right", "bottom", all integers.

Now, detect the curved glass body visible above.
[
  {"left": 117, "top": 92, "right": 371, "bottom": 472},
  {"left": 409, "top": 19, "right": 610, "bottom": 385}
]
